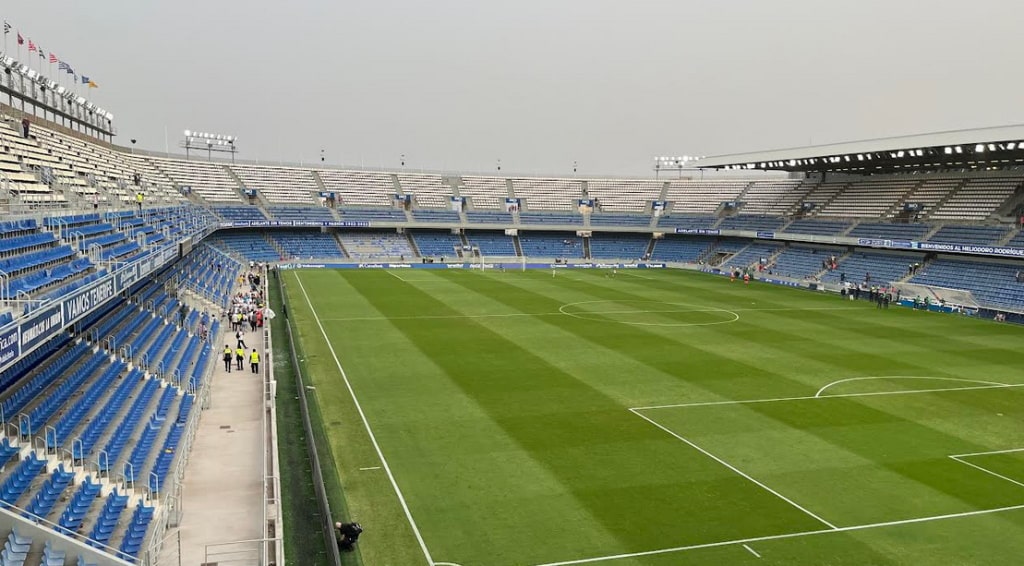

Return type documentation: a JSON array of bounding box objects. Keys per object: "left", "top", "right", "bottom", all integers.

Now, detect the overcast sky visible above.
[{"left": 3, "top": 1, "right": 1024, "bottom": 177}]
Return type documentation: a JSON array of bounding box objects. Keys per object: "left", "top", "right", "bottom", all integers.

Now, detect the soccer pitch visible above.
[{"left": 280, "top": 267, "right": 1024, "bottom": 566}]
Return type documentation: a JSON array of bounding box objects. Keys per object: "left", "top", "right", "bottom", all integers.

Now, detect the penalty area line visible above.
[
  {"left": 742, "top": 544, "right": 761, "bottom": 558},
  {"left": 528, "top": 503, "right": 1024, "bottom": 566}
]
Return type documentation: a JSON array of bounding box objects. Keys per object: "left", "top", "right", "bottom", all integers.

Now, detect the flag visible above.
[
  {"left": 58, "top": 61, "right": 70, "bottom": 72},
  {"left": 28, "top": 39, "right": 36, "bottom": 52},
  {"left": 81, "top": 75, "right": 89, "bottom": 84},
  {"left": 88, "top": 80, "right": 98, "bottom": 89},
  {"left": 49, "top": 53, "right": 58, "bottom": 64},
  {"left": 3, "top": 21, "right": 10, "bottom": 34},
  {"left": 38, "top": 48, "right": 45, "bottom": 59},
  {"left": 17, "top": 33, "right": 24, "bottom": 45}
]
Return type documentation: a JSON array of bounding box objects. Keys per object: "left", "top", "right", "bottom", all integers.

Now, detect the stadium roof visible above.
[{"left": 692, "top": 124, "right": 1024, "bottom": 175}]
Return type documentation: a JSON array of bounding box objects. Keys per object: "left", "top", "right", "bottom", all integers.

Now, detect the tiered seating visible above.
[
  {"left": 0, "top": 453, "right": 46, "bottom": 507},
  {"left": 927, "top": 225, "right": 1011, "bottom": 245},
  {"left": 267, "top": 206, "right": 335, "bottom": 223},
  {"left": 739, "top": 180, "right": 809, "bottom": 216},
  {"left": 718, "top": 215, "right": 786, "bottom": 232},
  {"left": 24, "top": 465, "right": 75, "bottom": 520},
  {"left": 337, "top": 232, "right": 414, "bottom": 259},
  {"left": 87, "top": 489, "right": 129, "bottom": 548},
  {"left": 847, "top": 222, "right": 931, "bottom": 240},
  {"left": 588, "top": 234, "right": 650, "bottom": 260},
  {"left": 769, "top": 246, "right": 840, "bottom": 279},
  {"left": 585, "top": 180, "right": 662, "bottom": 212},
  {"left": 589, "top": 213, "right": 652, "bottom": 227},
  {"left": 664, "top": 180, "right": 748, "bottom": 214},
  {"left": 1007, "top": 230, "right": 1024, "bottom": 248},
  {"left": 929, "top": 177, "right": 1020, "bottom": 221},
  {"left": 465, "top": 211, "right": 512, "bottom": 224},
  {"left": 0, "top": 119, "right": 63, "bottom": 202},
  {"left": 650, "top": 236, "right": 714, "bottom": 262},
  {"left": 892, "top": 178, "right": 961, "bottom": 218},
  {"left": 465, "top": 231, "right": 515, "bottom": 256},
  {"left": 412, "top": 209, "right": 460, "bottom": 223},
  {"left": 213, "top": 205, "right": 268, "bottom": 222},
  {"left": 797, "top": 182, "right": 846, "bottom": 215},
  {"left": 147, "top": 157, "right": 241, "bottom": 202},
  {"left": 784, "top": 218, "right": 851, "bottom": 236},
  {"left": 512, "top": 178, "right": 581, "bottom": 211},
  {"left": 411, "top": 231, "right": 463, "bottom": 257},
  {"left": 207, "top": 232, "right": 280, "bottom": 262},
  {"left": 656, "top": 214, "right": 717, "bottom": 229},
  {"left": 518, "top": 212, "right": 582, "bottom": 225},
  {"left": 821, "top": 252, "right": 922, "bottom": 284},
  {"left": 719, "top": 242, "right": 783, "bottom": 269},
  {"left": 460, "top": 176, "right": 508, "bottom": 209},
  {"left": 318, "top": 170, "right": 395, "bottom": 207},
  {"left": 398, "top": 174, "right": 452, "bottom": 208},
  {"left": 518, "top": 232, "right": 583, "bottom": 258},
  {"left": 817, "top": 179, "right": 916, "bottom": 218},
  {"left": 57, "top": 477, "right": 101, "bottom": 535},
  {"left": 269, "top": 231, "right": 345, "bottom": 259},
  {"left": 336, "top": 207, "right": 406, "bottom": 222},
  {"left": 911, "top": 258, "right": 1024, "bottom": 309},
  {"left": 232, "top": 165, "right": 318, "bottom": 204},
  {"left": 119, "top": 500, "right": 156, "bottom": 560}
]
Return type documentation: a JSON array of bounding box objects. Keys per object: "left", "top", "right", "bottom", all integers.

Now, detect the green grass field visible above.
[{"left": 280, "top": 267, "right": 1024, "bottom": 566}]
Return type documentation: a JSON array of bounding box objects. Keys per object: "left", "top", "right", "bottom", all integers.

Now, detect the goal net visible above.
[{"left": 891, "top": 282, "right": 981, "bottom": 309}]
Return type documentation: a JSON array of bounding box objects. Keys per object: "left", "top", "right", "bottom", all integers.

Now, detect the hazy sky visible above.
[{"left": 3, "top": 1, "right": 1023, "bottom": 176}]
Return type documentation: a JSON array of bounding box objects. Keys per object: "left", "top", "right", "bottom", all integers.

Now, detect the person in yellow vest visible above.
[
  {"left": 235, "top": 346, "right": 245, "bottom": 371},
  {"left": 250, "top": 348, "right": 260, "bottom": 374},
  {"left": 223, "top": 345, "right": 233, "bottom": 373},
  {"left": 135, "top": 191, "right": 144, "bottom": 212}
]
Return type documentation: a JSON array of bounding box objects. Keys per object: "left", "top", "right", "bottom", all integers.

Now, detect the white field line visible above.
[
  {"left": 742, "top": 544, "right": 761, "bottom": 558},
  {"left": 949, "top": 456, "right": 1024, "bottom": 490},
  {"left": 951, "top": 447, "right": 1024, "bottom": 458},
  {"left": 359, "top": 466, "right": 382, "bottom": 471},
  {"left": 316, "top": 306, "right": 861, "bottom": 323},
  {"left": 384, "top": 269, "right": 408, "bottom": 281},
  {"left": 294, "top": 272, "right": 436, "bottom": 566},
  {"left": 815, "top": 376, "right": 1009, "bottom": 398},
  {"left": 633, "top": 383, "right": 1024, "bottom": 412},
  {"left": 629, "top": 408, "right": 838, "bottom": 530},
  {"left": 528, "top": 503, "right": 1024, "bottom": 566}
]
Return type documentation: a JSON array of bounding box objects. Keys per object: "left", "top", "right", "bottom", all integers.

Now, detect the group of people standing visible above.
[{"left": 221, "top": 267, "right": 267, "bottom": 375}]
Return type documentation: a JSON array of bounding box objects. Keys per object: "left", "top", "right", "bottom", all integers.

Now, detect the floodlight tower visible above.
[{"left": 181, "top": 130, "right": 238, "bottom": 162}]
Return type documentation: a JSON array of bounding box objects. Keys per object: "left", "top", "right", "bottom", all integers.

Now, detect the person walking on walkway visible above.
[
  {"left": 235, "top": 346, "right": 245, "bottom": 371},
  {"left": 236, "top": 330, "right": 247, "bottom": 349},
  {"left": 223, "top": 345, "right": 233, "bottom": 372},
  {"left": 250, "top": 348, "right": 260, "bottom": 374}
]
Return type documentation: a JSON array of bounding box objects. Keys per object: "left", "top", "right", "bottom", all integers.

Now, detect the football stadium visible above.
[{"left": 0, "top": 3, "right": 1023, "bottom": 566}]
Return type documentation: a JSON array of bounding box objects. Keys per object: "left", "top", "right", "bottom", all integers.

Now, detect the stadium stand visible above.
[
  {"left": 911, "top": 258, "right": 1024, "bottom": 309},
  {"left": 927, "top": 225, "right": 1011, "bottom": 245},
  {"left": 588, "top": 233, "right": 650, "bottom": 260},
  {"left": 846, "top": 222, "right": 932, "bottom": 240},
  {"left": 929, "top": 177, "right": 1020, "bottom": 221},
  {"left": 266, "top": 205, "right": 336, "bottom": 222},
  {"left": 585, "top": 180, "right": 662, "bottom": 213},
  {"left": 231, "top": 165, "right": 318, "bottom": 204},
  {"left": 336, "top": 207, "right": 406, "bottom": 222},
  {"left": 213, "top": 205, "right": 268, "bottom": 222},
  {"left": 337, "top": 231, "right": 414, "bottom": 259},
  {"left": 465, "top": 231, "right": 515, "bottom": 256},
  {"left": 317, "top": 170, "right": 395, "bottom": 207},
  {"left": 816, "top": 179, "right": 917, "bottom": 218},
  {"left": 649, "top": 236, "right": 715, "bottom": 263},
  {"left": 588, "top": 213, "right": 653, "bottom": 227},
  {"left": 465, "top": 211, "right": 513, "bottom": 224},
  {"left": 512, "top": 178, "right": 581, "bottom": 211},
  {"left": 821, "top": 251, "right": 924, "bottom": 284},
  {"left": 784, "top": 218, "right": 851, "bottom": 236},
  {"left": 518, "top": 212, "right": 582, "bottom": 226},
  {"left": 656, "top": 214, "right": 718, "bottom": 229},
  {"left": 412, "top": 209, "right": 461, "bottom": 223},
  {"left": 146, "top": 158, "right": 241, "bottom": 203},
  {"left": 518, "top": 232, "right": 583, "bottom": 258},
  {"left": 207, "top": 231, "right": 280, "bottom": 262},
  {"left": 411, "top": 231, "right": 464, "bottom": 257},
  {"left": 769, "top": 245, "right": 843, "bottom": 279},
  {"left": 717, "top": 215, "right": 787, "bottom": 232},
  {"left": 664, "top": 180, "right": 748, "bottom": 214},
  {"left": 269, "top": 230, "right": 346, "bottom": 259},
  {"left": 398, "top": 174, "right": 452, "bottom": 208},
  {"left": 459, "top": 176, "right": 508, "bottom": 209},
  {"left": 738, "top": 180, "right": 809, "bottom": 216}
]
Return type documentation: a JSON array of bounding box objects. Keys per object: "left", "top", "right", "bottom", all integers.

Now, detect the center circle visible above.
[{"left": 558, "top": 300, "right": 740, "bottom": 327}]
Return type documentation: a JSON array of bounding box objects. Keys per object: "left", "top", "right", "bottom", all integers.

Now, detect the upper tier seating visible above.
[
  {"left": 231, "top": 166, "right": 319, "bottom": 204},
  {"left": 213, "top": 206, "right": 268, "bottom": 222},
  {"left": 336, "top": 207, "right": 406, "bottom": 222},
  {"left": 465, "top": 211, "right": 513, "bottom": 224},
  {"left": 318, "top": 170, "right": 394, "bottom": 207},
  {"left": 460, "top": 177, "right": 508, "bottom": 210},
  {"left": 589, "top": 213, "right": 652, "bottom": 227},
  {"left": 929, "top": 177, "right": 1020, "bottom": 221},
  {"left": 147, "top": 158, "right": 240, "bottom": 202},
  {"left": 656, "top": 214, "right": 718, "bottom": 229},
  {"left": 739, "top": 180, "right": 809, "bottom": 216},
  {"left": 398, "top": 174, "right": 452, "bottom": 208},
  {"left": 816, "top": 179, "right": 916, "bottom": 218},
  {"left": 512, "top": 178, "right": 582, "bottom": 211},
  {"left": 585, "top": 180, "right": 663, "bottom": 213},
  {"left": 718, "top": 215, "right": 786, "bottom": 232},
  {"left": 412, "top": 209, "right": 461, "bottom": 223},
  {"left": 664, "top": 180, "right": 748, "bottom": 214},
  {"left": 518, "top": 212, "right": 582, "bottom": 226}
]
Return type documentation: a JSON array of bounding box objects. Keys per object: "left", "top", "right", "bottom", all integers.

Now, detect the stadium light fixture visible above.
[
  {"left": 988, "top": 144, "right": 996, "bottom": 151},
  {"left": 976, "top": 144, "right": 986, "bottom": 152},
  {"left": 944, "top": 147, "right": 952, "bottom": 155},
  {"left": 1008, "top": 143, "right": 1016, "bottom": 150}
]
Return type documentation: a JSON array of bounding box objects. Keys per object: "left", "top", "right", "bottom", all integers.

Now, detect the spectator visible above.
[
  {"left": 223, "top": 345, "right": 233, "bottom": 373},
  {"left": 334, "top": 522, "right": 363, "bottom": 551}
]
